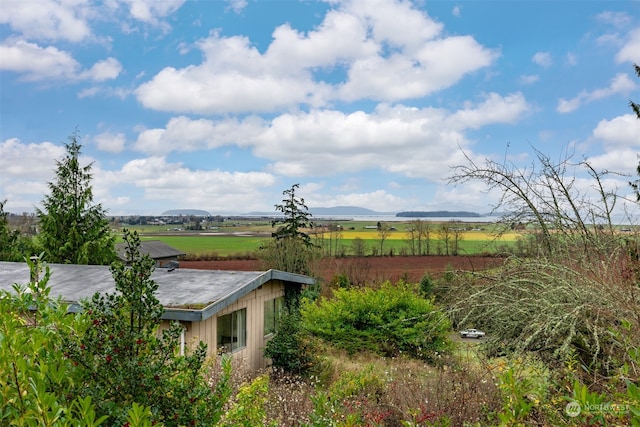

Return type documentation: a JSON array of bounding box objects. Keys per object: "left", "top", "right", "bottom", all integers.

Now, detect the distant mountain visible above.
[
  {"left": 246, "top": 206, "right": 395, "bottom": 217},
  {"left": 396, "top": 211, "right": 481, "bottom": 218},
  {"left": 161, "top": 209, "right": 211, "bottom": 216},
  {"left": 309, "top": 206, "right": 395, "bottom": 216}
]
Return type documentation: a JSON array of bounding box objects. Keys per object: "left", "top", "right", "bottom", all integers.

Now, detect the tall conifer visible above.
[{"left": 37, "top": 131, "right": 115, "bottom": 264}]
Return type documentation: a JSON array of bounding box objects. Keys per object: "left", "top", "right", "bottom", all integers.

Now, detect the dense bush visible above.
[
  {"left": 448, "top": 252, "right": 640, "bottom": 378},
  {"left": 264, "top": 310, "right": 317, "bottom": 375},
  {"left": 301, "top": 282, "right": 452, "bottom": 360},
  {"left": 63, "top": 230, "right": 233, "bottom": 425},
  {"left": 0, "top": 260, "right": 97, "bottom": 425},
  {"left": 1, "top": 231, "right": 275, "bottom": 426}
]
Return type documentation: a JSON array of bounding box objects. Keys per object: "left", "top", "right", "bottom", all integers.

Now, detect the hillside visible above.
[
  {"left": 161, "top": 209, "right": 212, "bottom": 216},
  {"left": 396, "top": 210, "right": 481, "bottom": 218},
  {"left": 247, "top": 206, "right": 395, "bottom": 216}
]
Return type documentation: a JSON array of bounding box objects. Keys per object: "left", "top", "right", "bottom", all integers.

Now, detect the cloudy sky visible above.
[{"left": 1, "top": 0, "right": 639, "bottom": 216}]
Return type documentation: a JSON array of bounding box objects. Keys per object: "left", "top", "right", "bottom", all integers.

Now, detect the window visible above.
[
  {"left": 217, "top": 308, "right": 246, "bottom": 353},
  {"left": 264, "top": 296, "right": 285, "bottom": 337}
]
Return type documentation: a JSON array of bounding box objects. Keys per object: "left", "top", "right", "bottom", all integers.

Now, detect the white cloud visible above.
[
  {"left": 588, "top": 149, "right": 639, "bottom": 173},
  {"left": 344, "top": 0, "right": 443, "bottom": 50},
  {"left": 100, "top": 156, "right": 277, "bottom": 213},
  {"left": 0, "top": 0, "right": 92, "bottom": 42},
  {"left": 446, "top": 92, "right": 530, "bottom": 129},
  {"left": 308, "top": 189, "right": 405, "bottom": 212},
  {"left": 431, "top": 180, "right": 504, "bottom": 213},
  {"left": 0, "top": 39, "right": 80, "bottom": 80},
  {"left": 339, "top": 35, "right": 498, "bottom": 101},
  {"left": 132, "top": 92, "right": 530, "bottom": 182},
  {"left": 94, "top": 132, "right": 126, "bottom": 153},
  {"left": 0, "top": 138, "right": 67, "bottom": 210},
  {"left": 79, "top": 57, "right": 123, "bottom": 81},
  {"left": 532, "top": 51, "right": 552, "bottom": 68},
  {"left": 133, "top": 116, "right": 266, "bottom": 155},
  {"left": 557, "top": 73, "right": 637, "bottom": 113},
  {"left": 596, "top": 33, "right": 622, "bottom": 46},
  {"left": 135, "top": 1, "right": 496, "bottom": 113},
  {"left": 259, "top": 96, "right": 526, "bottom": 180},
  {"left": 596, "top": 11, "right": 633, "bottom": 28},
  {"left": 616, "top": 27, "right": 640, "bottom": 64},
  {"left": 519, "top": 74, "right": 539, "bottom": 84},
  {"left": 119, "top": 0, "right": 186, "bottom": 25},
  {"left": 565, "top": 52, "right": 577, "bottom": 66},
  {"left": 0, "top": 39, "right": 122, "bottom": 82},
  {"left": 226, "top": 0, "right": 248, "bottom": 14},
  {"left": 584, "top": 114, "right": 640, "bottom": 180},
  {"left": 77, "top": 86, "right": 102, "bottom": 98},
  {"left": 0, "top": 138, "right": 64, "bottom": 181},
  {"left": 592, "top": 114, "right": 640, "bottom": 149},
  {"left": 78, "top": 85, "right": 132, "bottom": 99},
  {"left": 452, "top": 6, "right": 462, "bottom": 17}
]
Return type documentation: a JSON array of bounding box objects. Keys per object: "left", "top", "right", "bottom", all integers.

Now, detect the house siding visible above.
[{"left": 162, "top": 279, "right": 285, "bottom": 371}]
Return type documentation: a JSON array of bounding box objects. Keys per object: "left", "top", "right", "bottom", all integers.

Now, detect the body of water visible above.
[{"left": 311, "top": 215, "right": 501, "bottom": 223}]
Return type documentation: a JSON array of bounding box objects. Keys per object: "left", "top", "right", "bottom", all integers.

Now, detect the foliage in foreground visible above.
[
  {"left": 63, "top": 229, "right": 233, "bottom": 425},
  {"left": 302, "top": 282, "right": 452, "bottom": 361},
  {"left": 0, "top": 258, "right": 100, "bottom": 425},
  {"left": 0, "top": 231, "right": 275, "bottom": 426},
  {"left": 447, "top": 253, "right": 640, "bottom": 377}
]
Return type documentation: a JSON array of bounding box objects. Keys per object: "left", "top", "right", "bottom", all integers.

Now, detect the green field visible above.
[
  {"left": 119, "top": 220, "right": 519, "bottom": 258},
  {"left": 140, "top": 235, "right": 267, "bottom": 258}
]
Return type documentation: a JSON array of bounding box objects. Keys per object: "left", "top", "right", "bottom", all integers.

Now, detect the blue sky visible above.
[{"left": 1, "top": 0, "right": 639, "bottom": 216}]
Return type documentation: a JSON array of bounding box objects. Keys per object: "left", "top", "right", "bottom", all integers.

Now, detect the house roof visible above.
[
  {"left": 115, "top": 240, "right": 186, "bottom": 261},
  {"left": 0, "top": 262, "right": 315, "bottom": 322}
]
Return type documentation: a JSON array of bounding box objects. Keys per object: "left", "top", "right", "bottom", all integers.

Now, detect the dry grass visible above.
[{"left": 259, "top": 344, "right": 502, "bottom": 426}]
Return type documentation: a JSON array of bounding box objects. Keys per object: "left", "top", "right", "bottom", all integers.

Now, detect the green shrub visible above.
[
  {"left": 219, "top": 375, "right": 276, "bottom": 427},
  {"left": 264, "top": 311, "right": 316, "bottom": 375},
  {"left": 419, "top": 273, "right": 434, "bottom": 297},
  {"left": 63, "top": 230, "right": 233, "bottom": 426},
  {"left": 301, "top": 282, "right": 452, "bottom": 360},
  {"left": 303, "top": 366, "right": 389, "bottom": 427},
  {"left": 0, "top": 257, "right": 159, "bottom": 426},
  {"left": 0, "top": 260, "right": 84, "bottom": 424}
]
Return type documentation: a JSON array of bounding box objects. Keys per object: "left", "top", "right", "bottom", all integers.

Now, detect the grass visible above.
[
  {"left": 117, "top": 221, "right": 521, "bottom": 257},
  {"left": 140, "top": 235, "right": 267, "bottom": 257},
  {"left": 261, "top": 341, "right": 503, "bottom": 426}
]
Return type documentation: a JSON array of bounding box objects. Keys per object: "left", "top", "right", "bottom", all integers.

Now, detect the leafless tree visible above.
[
  {"left": 448, "top": 148, "right": 621, "bottom": 260},
  {"left": 405, "top": 219, "right": 432, "bottom": 255},
  {"left": 436, "top": 223, "right": 452, "bottom": 256},
  {"left": 377, "top": 222, "right": 392, "bottom": 255}
]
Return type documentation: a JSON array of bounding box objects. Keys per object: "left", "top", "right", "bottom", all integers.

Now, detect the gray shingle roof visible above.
[{"left": 0, "top": 262, "right": 314, "bottom": 321}]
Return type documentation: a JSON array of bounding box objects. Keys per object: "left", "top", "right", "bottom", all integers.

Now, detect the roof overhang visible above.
[{"left": 0, "top": 262, "right": 315, "bottom": 322}]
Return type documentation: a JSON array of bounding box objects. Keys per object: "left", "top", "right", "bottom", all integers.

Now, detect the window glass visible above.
[
  {"left": 217, "top": 308, "right": 246, "bottom": 353},
  {"left": 264, "top": 296, "right": 285, "bottom": 336}
]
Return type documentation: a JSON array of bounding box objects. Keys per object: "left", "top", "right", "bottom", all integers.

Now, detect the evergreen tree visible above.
[
  {"left": 0, "top": 200, "right": 21, "bottom": 261},
  {"left": 630, "top": 63, "right": 640, "bottom": 119},
  {"left": 64, "top": 230, "right": 232, "bottom": 425},
  {"left": 36, "top": 131, "right": 115, "bottom": 264},
  {"left": 629, "top": 64, "right": 640, "bottom": 201},
  {"left": 271, "top": 183, "right": 313, "bottom": 246},
  {"left": 259, "top": 184, "right": 318, "bottom": 276}
]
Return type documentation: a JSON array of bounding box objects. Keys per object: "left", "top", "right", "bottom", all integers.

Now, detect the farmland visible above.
[{"left": 121, "top": 219, "right": 521, "bottom": 258}]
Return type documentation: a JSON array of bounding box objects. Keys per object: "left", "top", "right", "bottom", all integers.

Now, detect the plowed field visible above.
[{"left": 180, "top": 255, "right": 505, "bottom": 284}]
